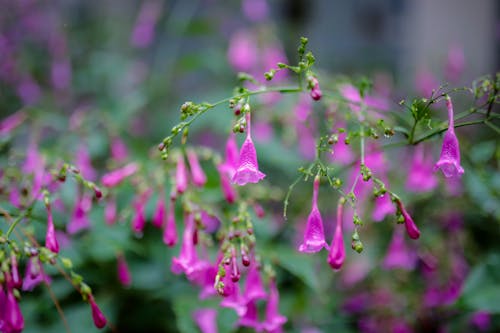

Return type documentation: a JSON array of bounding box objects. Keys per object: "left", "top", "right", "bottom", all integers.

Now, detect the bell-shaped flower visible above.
[
  {"left": 406, "top": 145, "right": 438, "bottom": 192},
  {"left": 243, "top": 262, "right": 267, "bottom": 303},
  {"left": 434, "top": 96, "right": 464, "bottom": 178},
  {"left": 220, "top": 132, "right": 239, "bottom": 178},
  {"left": 372, "top": 193, "right": 396, "bottom": 222},
  {"left": 262, "top": 279, "right": 287, "bottom": 332},
  {"left": 298, "top": 176, "right": 329, "bottom": 253},
  {"left": 328, "top": 200, "right": 345, "bottom": 270},
  {"left": 238, "top": 300, "right": 262, "bottom": 332},
  {"left": 220, "top": 272, "right": 247, "bottom": 316},
  {"left": 175, "top": 153, "right": 188, "bottom": 194},
  {"left": 89, "top": 295, "right": 107, "bottom": 329},
  {"left": 67, "top": 193, "right": 92, "bottom": 234},
  {"left": 187, "top": 149, "right": 207, "bottom": 187},
  {"left": 382, "top": 226, "right": 417, "bottom": 270},
  {"left": 22, "top": 257, "right": 50, "bottom": 291},
  {"left": 45, "top": 204, "right": 59, "bottom": 253},
  {"left": 117, "top": 253, "right": 132, "bottom": 287},
  {"left": 163, "top": 199, "right": 178, "bottom": 247},
  {"left": 232, "top": 112, "right": 266, "bottom": 186},
  {"left": 131, "top": 190, "right": 151, "bottom": 234},
  {"left": 193, "top": 308, "right": 218, "bottom": 333},
  {"left": 152, "top": 194, "right": 166, "bottom": 228},
  {"left": 101, "top": 163, "right": 138, "bottom": 187},
  {"left": 4, "top": 285, "right": 24, "bottom": 332}
]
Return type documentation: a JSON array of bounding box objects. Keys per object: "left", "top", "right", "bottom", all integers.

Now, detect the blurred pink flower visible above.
[
  {"left": 45, "top": 204, "right": 59, "bottom": 253},
  {"left": 227, "top": 30, "right": 257, "bottom": 72},
  {"left": 242, "top": 0, "right": 269, "bottom": 22},
  {"left": 89, "top": 295, "right": 107, "bottom": 329},
  {"left": 406, "top": 145, "right": 438, "bottom": 192},
  {"left": 0, "top": 111, "right": 26, "bottom": 136},
  {"left": 382, "top": 226, "right": 417, "bottom": 270},
  {"left": 328, "top": 200, "right": 345, "bottom": 270},
  {"left": 101, "top": 163, "right": 138, "bottom": 187},
  {"left": 187, "top": 149, "right": 207, "bottom": 187},
  {"left": 175, "top": 153, "right": 188, "bottom": 193},
  {"left": 193, "top": 308, "right": 218, "bottom": 333},
  {"left": 117, "top": 253, "right": 132, "bottom": 287},
  {"left": 262, "top": 279, "right": 287, "bottom": 332}
]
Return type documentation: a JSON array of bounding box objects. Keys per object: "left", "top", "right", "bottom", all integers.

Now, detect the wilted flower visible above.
[{"left": 434, "top": 96, "right": 464, "bottom": 178}]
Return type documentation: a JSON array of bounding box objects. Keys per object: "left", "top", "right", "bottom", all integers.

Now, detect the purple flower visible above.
[
  {"left": 45, "top": 204, "right": 59, "bottom": 253},
  {"left": 232, "top": 112, "right": 266, "bottom": 186},
  {"left": 152, "top": 194, "right": 166, "bottom": 228},
  {"left": 0, "top": 111, "right": 26, "bottom": 136},
  {"left": 187, "top": 149, "right": 207, "bottom": 187},
  {"left": 51, "top": 59, "right": 72, "bottom": 91},
  {"left": 163, "top": 199, "right": 178, "bottom": 247},
  {"left": 298, "top": 176, "right": 329, "bottom": 253},
  {"left": 193, "top": 308, "right": 218, "bottom": 333},
  {"left": 372, "top": 193, "right": 396, "bottom": 222},
  {"left": 395, "top": 199, "right": 420, "bottom": 240},
  {"left": 406, "top": 145, "right": 438, "bottom": 192},
  {"left": 220, "top": 274, "right": 247, "bottom": 316},
  {"left": 262, "top": 279, "right": 287, "bottom": 332},
  {"left": 328, "top": 200, "right": 345, "bottom": 270},
  {"left": 242, "top": 262, "right": 267, "bottom": 303},
  {"left": 382, "top": 226, "right": 416, "bottom": 270},
  {"left": 67, "top": 193, "right": 92, "bottom": 235},
  {"left": 242, "top": 0, "right": 269, "bottom": 22},
  {"left": 434, "top": 96, "right": 464, "bottom": 178},
  {"left": 4, "top": 285, "right": 24, "bottom": 332},
  {"left": 131, "top": 190, "right": 151, "bottom": 234},
  {"left": 217, "top": 165, "right": 237, "bottom": 203},
  {"left": 130, "top": 0, "right": 162, "bottom": 48},
  {"left": 117, "top": 253, "right": 132, "bottom": 287},
  {"left": 470, "top": 311, "right": 491, "bottom": 332},
  {"left": 89, "top": 295, "right": 107, "bottom": 329},
  {"left": 101, "top": 163, "right": 138, "bottom": 187},
  {"left": 175, "top": 153, "right": 188, "bottom": 194},
  {"left": 238, "top": 300, "right": 262, "bottom": 332},
  {"left": 227, "top": 30, "right": 257, "bottom": 72},
  {"left": 22, "top": 257, "right": 50, "bottom": 291}
]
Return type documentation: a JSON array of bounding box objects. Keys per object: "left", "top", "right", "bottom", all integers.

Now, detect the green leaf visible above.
[{"left": 461, "top": 254, "right": 500, "bottom": 313}]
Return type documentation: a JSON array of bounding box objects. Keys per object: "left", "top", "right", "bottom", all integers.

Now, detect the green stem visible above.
[
  {"left": 283, "top": 174, "right": 304, "bottom": 220},
  {"left": 413, "top": 119, "right": 486, "bottom": 144}
]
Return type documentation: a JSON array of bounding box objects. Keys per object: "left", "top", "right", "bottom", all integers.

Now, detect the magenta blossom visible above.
[
  {"left": 242, "top": 0, "right": 269, "bottom": 22},
  {"left": 262, "top": 279, "right": 287, "bottom": 332},
  {"left": 328, "top": 200, "right": 345, "bottom": 270},
  {"left": 232, "top": 112, "right": 266, "bottom": 186},
  {"left": 238, "top": 300, "right": 262, "bottom": 332},
  {"left": 67, "top": 193, "right": 92, "bottom": 235},
  {"left": 187, "top": 149, "right": 207, "bottom": 187},
  {"left": 382, "top": 226, "right": 417, "bottom": 270},
  {"left": 175, "top": 153, "right": 188, "bottom": 193},
  {"left": 131, "top": 190, "right": 152, "bottom": 234},
  {"left": 111, "top": 137, "right": 128, "bottom": 162},
  {"left": 298, "top": 176, "right": 329, "bottom": 253},
  {"left": 4, "top": 285, "right": 24, "bottom": 332},
  {"left": 0, "top": 111, "right": 26, "bottom": 136},
  {"left": 104, "top": 197, "right": 117, "bottom": 225},
  {"left": 309, "top": 76, "right": 322, "bottom": 101},
  {"left": 117, "top": 253, "right": 132, "bottom": 287},
  {"left": 45, "top": 204, "right": 59, "bottom": 253},
  {"left": 152, "top": 194, "right": 166, "bottom": 228},
  {"left": 243, "top": 262, "right": 267, "bottom": 303},
  {"left": 193, "top": 308, "right": 218, "bottom": 333},
  {"left": 406, "top": 145, "right": 438, "bottom": 192},
  {"left": 434, "top": 96, "right": 464, "bottom": 178},
  {"left": 395, "top": 199, "right": 420, "bottom": 240},
  {"left": 89, "top": 295, "right": 107, "bottom": 329},
  {"left": 227, "top": 30, "right": 257, "bottom": 72},
  {"left": 23, "top": 257, "right": 50, "bottom": 291},
  {"left": 163, "top": 198, "right": 178, "bottom": 247},
  {"left": 101, "top": 163, "right": 138, "bottom": 187},
  {"left": 220, "top": 273, "right": 247, "bottom": 316}
]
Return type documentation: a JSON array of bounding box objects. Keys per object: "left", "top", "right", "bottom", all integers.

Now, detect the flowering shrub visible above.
[{"left": 1, "top": 1, "right": 499, "bottom": 333}]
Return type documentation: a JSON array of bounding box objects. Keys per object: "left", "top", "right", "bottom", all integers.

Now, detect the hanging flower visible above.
[
  {"left": 187, "top": 149, "right": 207, "bottom": 187},
  {"left": 163, "top": 198, "right": 178, "bottom": 247},
  {"left": 193, "top": 308, "right": 218, "bottom": 333},
  {"left": 67, "top": 193, "right": 92, "bottom": 234},
  {"left": 101, "top": 163, "right": 138, "bottom": 187},
  {"left": 131, "top": 190, "right": 151, "bottom": 234},
  {"left": 434, "top": 96, "right": 464, "bottom": 178},
  {"left": 395, "top": 199, "right": 420, "bottom": 240},
  {"left": 88, "top": 295, "right": 107, "bottom": 329},
  {"left": 232, "top": 112, "right": 266, "bottom": 186},
  {"left": 406, "top": 145, "right": 438, "bottom": 192},
  {"left": 298, "top": 176, "right": 329, "bottom": 253},
  {"left": 382, "top": 226, "right": 417, "bottom": 270},
  {"left": 22, "top": 257, "right": 50, "bottom": 291},
  {"left": 237, "top": 300, "right": 262, "bottom": 331},
  {"left": 4, "top": 284, "right": 24, "bottom": 332},
  {"left": 242, "top": 261, "right": 267, "bottom": 303},
  {"left": 262, "top": 278, "right": 287, "bottom": 332},
  {"left": 175, "top": 153, "right": 188, "bottom": 193},
  {"left": 117, "top": 253, "right": 132, "bottom": 287},
  {"left": 152, "top": 193, "right": 166, "bottom": 228},
  {"left": 328, "top": 199, "right": 345, "bottom": 270},
  {"left": 45, "top": 204, "right": 59, "bottom": 253}
]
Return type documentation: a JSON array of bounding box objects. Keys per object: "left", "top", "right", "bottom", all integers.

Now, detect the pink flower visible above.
[
  {"left": 434, "top": 96, "right": 464, "bottom": 178},
  {"left": 104, "top": 197, "right": 117, "bottom": 225},
  {"left": 227, "top": 30, "right": 257, "bottom": 72},
  {"left": 243, "top": 262, "right": 267, "bottom": 303},
  {"left": 187, "top": 149, "right": 207, "bottom": 187},
  {"left": 4, "top": 285, "right": 24, "bottom": 332},
  {"left": 111, "top": 137, "right": 128, "bottom": 162},
  {"left": 22, "top": 257, "right": 50, "bottom": 291},
  {"left": 0, "top": 111, "right": 26, "bottom": 136},
  {"left": 101, "top": 163, "right": 138, "bottom": 187},
  {"left": 406, "top": 145, "right": 438, "bottom": 192},
  {"left": 382, "top": 226, "right": 417, "bottom": 270},
  {"left": 89, "top": 295, "right": 107, "bottom": 329},
  {"left": 238, "top": 300, "right": 262, "bottom": 331},
  {"left": 175, "top": 153, "right": 188, "bottom": 194},
  {"left": 262, "top": 279, "right": 287, "bottom": 332},
  {"left": 130, "top": 0, "right": 162, "bottom": 48},
  {"left": 67, "top": 193, "right": 92, "bottom": 234},
  {"left": 9, "top": 254, "right": 21, "bottom": 289},
  {"left": 193, "top": 308, "right": 218, "bottom": 333},
  {"left": 163, "top": 198, "right": 178, "bottom": 247},
  {"left": 220, "top": 274, "right": 247, "bottom": 316},
  {"left": 309, "top": 77, "right": 322, "bottom": 101},
  {"left": 152, "top": 194, "right": 166, "bottom": 228},
  {"left": 415, "top": 68, "right": 439, "bottom": 97},
  {"left": 217, "top": 165, "right": 237, "bottom": 203},
  {"left": 117, "top": 253, "right": 132, "bottom": 287},
  {"left": 340, "top": 84, "right": 363, "bottom": 120},
  {"left": 372, "top": 193, "right": 396, "bottom": 222},
  {"left": 395, "top": 199, "right": 420, "bottom": 240},
  {"left": 298, "top": 176, "right": 329, "bottom": 253},
  {"left": 328, "top": 200, "right": 345, "bottom": 270},
  {"left": 242, "top": 0, "right": 269, "bottom": 22},
  {"left": 131, "top": 190, "right": 151, "bottom": 234},
  {"left": 45, "top": 204, "right": 59, "bottom": 253},
  {"left": 232, "top": 112, "right": 266, "bottom": 186}
]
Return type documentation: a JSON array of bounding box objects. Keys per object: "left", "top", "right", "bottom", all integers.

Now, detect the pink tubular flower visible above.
[
  {"left": 328, "top": 200, "right": 345, "bottom": 270},
  {"left": 101, "top": 163, "right": 138, "bottom": 187},
  {"left": 434, "top": 96, "right": 464, "bottom": 178},
  {"left": 243, "top": 262, "right": 267, "bottom": 303},
  {"left": 395, "top": 199, "right": 420, "bottom": 240},
  {"left": 262, "top": 279, "right": 287, "bottom": 332},
  {"left": 193, "top": 308, "right": 218, "bottom": 333},
  {"left": 67, "top": 193, "right": 92, "bottom": 234},
  {"left": 4, "top": 285, "right": 24, "bottom": 332},
  {"left": 22, "top": 257, "right": 50, "bottom": 291},
  {"left": 406, "top": 145, "right": 438, "bottom": 192},
  {"left": 163, "top": 199, "right": 178, "bottom": 247},
  {"left": 45, "top": 204, "right": 59, "bottom": 253},
  {"left": 111, "top": 137, "right": 128, "bottom": 162},
  {"left": 10, "top": 254, "right": 21, "bottom": 289},
  {"left": 238, "top": 300, "right": 262, "bottom": 331},
  {"left": 152, "top": 194, "right": 166, "bottom": 228},
  {"left": 89, "top": 295, "right": 107, "bottom": 329},
  {"left": 187, "top": 149, "right": 207, "bottom": 187},
  {"left": 117, "top": 253, "right": 132, "bottom": 287},
  {"left": 219, "top": 273, "right": 247, "bottom": 316},
  {"left": 176, "top": 153, "right": 188, "bottom": 194},
  {"left": 220, "top": 132, "right": 240, "bottom": 178},
  {"left": 232, "top": 112, "right": 266, "bottom": 186},
  {"left": 131, "top": 191, "right": 151, "bottom": 234},
  {"left": 105, "top": 197, "right": 117, "bottom": 225},
  {"left": 0, "top": 111, "right": 26, "bottom": 136},
  {"left": 217, "top": 165, "right": 236, "bottom": 203},
  {"left": 382, "top": 226, "right": 417, "bottom": 270},
  {"left": 298, "top": 176, "right": 329, "bottom": 253}
]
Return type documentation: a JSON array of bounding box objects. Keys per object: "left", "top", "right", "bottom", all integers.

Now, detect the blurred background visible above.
[{"left": 1, "top": 1, "right": 499, "bottom": 332}]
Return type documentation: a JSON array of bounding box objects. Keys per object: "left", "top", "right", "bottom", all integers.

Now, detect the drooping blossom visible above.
[
  {"left": 372, "top": 193, "right": 396, "bottom": 222},
  {"left": 111, "top": 137, "right": 128, "bottom": 162},
  {"left": 22, "top": 257, "right": 50, "bottom": 291},
  {"left": 243, "top": 262, "right": 267, "bottom": 303},
  {"left": 131, "top": 190, "right": 152, "bottom": 234},
  {"left": 298, "top": 176, "right": 329, "bottom": 253},
  {"left": 130, "top": 0, "right": 162, "bottom": 48},
  {"left": 45, "top": 204, "right": 59, "bottom": 253},
  {"left": 328, "top": 200, "right": 345, "bottom": 270},
  {"left": 217, "top": 165, "right": 236, "bottom": 203},
  {"left": 187, "top": 149, "right": 207, "bottom": 187},
  {"left": 152, "top": 193, "right": 166, "bottom": 228},
  {"left": 105, "top": 197, "right": 117, "bottom": 225},
  {"left": 382, "top": 226, "right": 417, "bottom": 270},
  {"left": 193, "top": 308, "right": 218, "bottom": 333},
  {"left": 88, "top": 295, "right": 107, "bottom": 329},
  {"left": 175, "top": 153, "right": 188, "bottom": 194},
  {"left": 219, "top": 270, "right": 247, "bottom": 316},
  {"left": 163, "top": 198, "right": 178, "bottom": 247},
  {"left": 4, "top": 284, "right": 24, "bottom": 332},
  {"left": 238, "top": 300, "right": 262, "bottom": 331},
  {"left": 232, "top": 112, "right": 266, "bottom": 186},
  {"left": 395, "top": 199, "right": 420, "bottom": 240},
  {"left": 67, "top": 193, "right": 92, "bottom": 234},
  {"left": 406, "top": 145, "right": 438, "bottom": 192},
  {"left": 219, "top": 132, "right": 239, "bottom": 178},
  {"left": 434, "top": 96, "right": 464, "bottom": 178},
  {"left": 117, "top": 253, "right": 132, "bottom": 287},
  {"left": 9, "top": 254, "right": 21, "bottom": 289},
  {"left": 0, "top": 111, "right": 26, "bottom": 136},
  {"left": 227, "top": 30, "right": 257, "bottom": 73},
  {"left": 262, "top": 279, "right": 287, "bottom": 332},
  {"left": 101, "top": 163, "right": 138, "bottom": 187},
  {"left": 0, "top": 284, "right": 6, "bottom": 331}
]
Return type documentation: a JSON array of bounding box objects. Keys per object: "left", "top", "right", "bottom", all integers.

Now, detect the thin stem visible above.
[
  {"left": 360, "top": 125, "right": 365, "bottom": 165},
  {"left": 283, "top": 174, "right": 304, "bottom": 220},
  {"left": 485, "top": 120, "right": 500, "bottom": 135},
  {"left": 413, "top": 119, "right": 487, "bottom": 144},
  {"left": 44, "top": 281, "right": 72, "bottom": 333}
]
